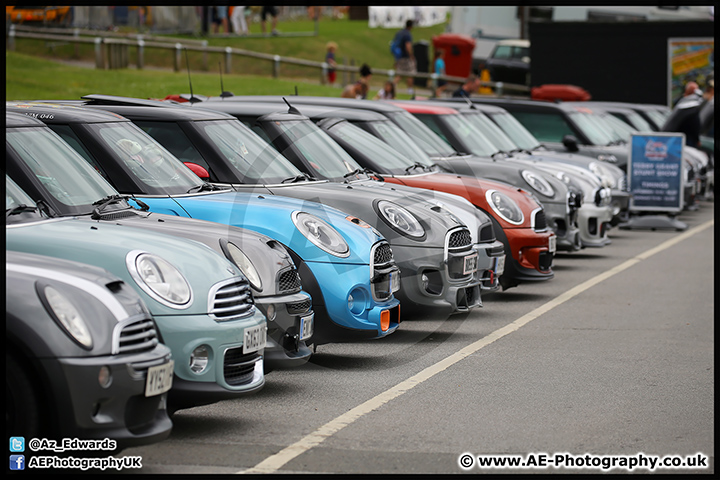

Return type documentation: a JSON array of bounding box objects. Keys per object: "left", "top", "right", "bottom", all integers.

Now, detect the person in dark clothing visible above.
[
  {"left": 452, "top": 74, "right": 481, "bottom": 99},
  {"left": 392, "top": 20, "right": 416, "bottom": 99},
  {"left": 664, "top": 80, "right": 704, "bottom": 148}
]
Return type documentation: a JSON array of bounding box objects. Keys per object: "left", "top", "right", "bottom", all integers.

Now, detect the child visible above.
[
  {"left": 374, "top": 81, "right": 396, "bottom": 100},
  {"left": 325, "top": 41, "right": 338, "bottom": 86}
]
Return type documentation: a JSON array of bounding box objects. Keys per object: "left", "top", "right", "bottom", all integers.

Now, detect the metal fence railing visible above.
[{"left": 6, "top": 24, "right": 531, "bottom": 96}]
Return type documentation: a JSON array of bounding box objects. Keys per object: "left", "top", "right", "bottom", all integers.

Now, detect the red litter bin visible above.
[{"left": 432, "top": 33, "right": 476, "bottom": 79}]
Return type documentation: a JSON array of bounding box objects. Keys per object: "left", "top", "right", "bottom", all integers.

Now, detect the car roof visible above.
[
  {"left": 5, "top": 101, "right": 132, "bottom": 124},
  {"left": 387, "top": 101, "right": 459, "bottom": 115},
  {"left": 193, "top": 100, "right": 312, "bottom": 121},
  {"left": 207, "top": 95, "right": 409, "bottom": 114},
  {"left": 419, "top": 99, "right": 508, "bottom": 114},
  {"left": 495, "top": 39, "right": 530, "bottom": 48},
  {"left": 73, "top": 94, "right": 237, "bottom": 122},
  {"left": 5, "top": 110, "right": 47, "bottom": 127}
]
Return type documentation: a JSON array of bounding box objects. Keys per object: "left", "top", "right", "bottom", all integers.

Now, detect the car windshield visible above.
[
  {"left": 486, "top": 111, "right": 541, "bottom": 150},
  {"left": 6, "top": 125, "right": 118, "bottom": 209},
  {"left": 273, "top": 119, "right": 362, "bottom": 181},
  {"left": 364, "top": 120, "right": 436, "bottom": 166},
  {"left": 601, "top": 113, "right": 636, "bottom": 141},
  {"left": 442, "top": 113, "right": 498, "bottom": 156},
  {"left": 327, "top": 120, "right": 426, "bottom": 175},
  {"left": 386, "top": 111, "right": 456, "bottom": 157},
  {"left": 645, "top": 109, "right": 669, "bottom": 129},
  {"left": 567, "top": 111, "right": 616, "bottom": 146},
  {"left": 461, "top": 111, "right": 518, "bottom": 152},
  {"left": 199, "top": 119, "right": 302, "bottom": 184},
  {"left": 86, "top": 121, "right": 203, "bottom": 194},
  {"left": 622, "top": 111, "right": 654, "bottom": 132},
  {"left": 6, "top": 175, "right": 38, "bottom": 210}
]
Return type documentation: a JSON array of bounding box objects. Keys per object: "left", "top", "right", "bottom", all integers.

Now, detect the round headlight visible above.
[
  {"left": 485, "top": 190, "right": 524, "bottom": 225},
  {"left": 292, "top": 212, "right": 350, "bottom": 258},
  {"left": 43, "top": 285, "right": 93, "bottom": 349},
  {"left": 226, "top": 242, "right": 262, "bottom": 290},
  {"left": 128, "top": 252, "right": 192, "bottom": 308},
  {"left": 521, "top": 169, "right": 555, "bottom": 197},
  {"left": 376, "top": 200, "right": 425, "bottom": 238}
]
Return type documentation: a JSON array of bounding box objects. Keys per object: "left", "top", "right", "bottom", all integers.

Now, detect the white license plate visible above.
[
  {"left": 548, "top": 235, "right": 557, "bottom": 254},
  {"left": 145, "top": 360, "right": 174, "bottom": 397},
  {"left": 299, "top": 313, "right": 314, "bottom": 341},
  {"left": 243, "top": 324, "right": 267, "bottom": 354},
  {"left": 494, "top": 255, "right": 506, "bottom": 276},
  {"left": 463, "top": 253, "right": 479, "bottom": 275}
]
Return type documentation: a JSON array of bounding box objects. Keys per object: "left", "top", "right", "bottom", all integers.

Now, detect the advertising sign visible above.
[
  {"left": 628, "top": 133, "right": 685, "bottom": 213},
  {"left": 668, "top": 37, "right": 714, "bottom": 107}
]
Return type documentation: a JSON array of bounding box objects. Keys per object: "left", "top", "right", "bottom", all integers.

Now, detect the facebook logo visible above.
[
  {"left": 10, "top": 436, "right": 25, "bottom": 452},
  {"left": 10, "top": 455, "right": 25, "bottom": 470}
]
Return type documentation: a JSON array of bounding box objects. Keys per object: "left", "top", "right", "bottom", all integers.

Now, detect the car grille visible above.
[
  {"left": 223, "top": 347, "right": 261, "bottom": 386},
  {"left": 446, "top": 227, "right": 475, "bottom": 280},
  {"left": 618, "top": 175, "right": 628, "bottom": 192},
  {"left": 287, "top": 297, "right": 312, "bottom": 315},
  {"left": 209, "top": 278, "right": 255, "bottom": 321},
  {"left": 278, "top": 268, "right": 301, "bottom": 293},
  {"left": 532, "top": 208, "right": 548, "bottom": 232},
  {"left": 370, "top": 241, "right": 397, "bottom": 301},
  {"left": 114, "top": 317, "right": 159, "bottom": 355}
]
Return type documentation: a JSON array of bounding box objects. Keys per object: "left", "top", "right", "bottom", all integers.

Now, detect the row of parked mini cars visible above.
[{"left": 6, "top": 91, "right": 713, "bottom": 452}]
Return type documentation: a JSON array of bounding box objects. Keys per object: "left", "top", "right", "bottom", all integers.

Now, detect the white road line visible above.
[{"left": 240, "top": 219, "right": 714, "bottom": 474}]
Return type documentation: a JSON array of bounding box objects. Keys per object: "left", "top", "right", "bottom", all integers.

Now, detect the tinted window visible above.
[{"left": 510, "top": 111, "right": 575, "bottom": 143}]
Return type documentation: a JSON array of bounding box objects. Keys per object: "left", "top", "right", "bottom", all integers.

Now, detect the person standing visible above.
[
  {"left": 261, "top": 5, "right": 279, "bottom": 36},
  {"left": 665, "top": 80, "right": 703, "bottom": 148},
  {"left": 211, "top": 6, "right": 230, "bottom": 35},
  {"left": 230, "top": 6, "right": 250, "bottom": 35},
  {"left": 433, "top": 48, "right": 447, "bottom": 98},
  {"left": 325, "top": 41, "right": 338, "bottom": 86},
  {"left": 392, "top": 20, "right": 416, "bottom": 99}
]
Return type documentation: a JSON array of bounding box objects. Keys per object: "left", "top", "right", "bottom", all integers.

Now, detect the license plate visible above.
[
  {"left": 299, "top": 313, "right": 314, "bottom": 341},
  {"left": 243, "top": 324, "right": 267, "bottom": 354},
  {"left": 463, "top": 253, "right": 479, "bottom": 275},
  {"left": 548, "top": 235, "right": 557, "bottom": 254},
  {"left": 494, "top": 255, "right": 506, "bottom": 276},
  {"left": 145, "top": 360, "right": 174, "bottom": 397}
]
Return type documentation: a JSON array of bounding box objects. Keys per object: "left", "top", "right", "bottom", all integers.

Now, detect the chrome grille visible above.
[
  {"left": 373, "top": 242, "right": 394, "bottom": 265},
  {"left": 115, "top": 317, "right": 159, "bottom": 355},
  {"left": 532, "top": 208, "right": 548, "bottom": 232},
  {"left": 224, "top": 347, "right": 260, "bottom": 386},
  {"left": 618, "top": 175, "right": 628, "bottom": 192},
  {"left": 448, "top": 228, "right": 472, "bottom": 251},
  {"left": 278, "top": 269, "right": 301, "bottom": 293},
  {"left": 209, "top": 278, "right": 255, "bottom": 321}
]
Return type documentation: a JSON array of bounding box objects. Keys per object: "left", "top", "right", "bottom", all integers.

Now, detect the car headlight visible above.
[
  {"left": 375, "top": 200, "right": 425, "bottom": 239},
  {"left": 521, "top": 169, "right": 555, "bottom": 197},
  {"left": 226, "top": 242, "right": 262, "bottom": 290},
  {"left": 597, "top": 154, "right": 617, "bottom": 164},
  {"left": 292, "top": 212, "right": 350, "bottom": 258},
  {"left": 485, "top": 190, "right": 524, "bottom": 225},
  {"left": 41, "top": 285, "right": 93, "bottom": 349},
  {"left": 127, "top": 251, "right": 192, "bottom": 308},
  {"left": 589, "top": 162, "right": 617, "bottom": 189}
]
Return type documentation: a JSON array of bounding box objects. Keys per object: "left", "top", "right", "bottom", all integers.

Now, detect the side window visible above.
[
  {"left": 47, "top": 124, "right": 109, "bottom": 179},
  {"left": 415, "top": 114, "right": 450, "bottom": 143},
  {"left": 134, "top": 121, "right": 211, "bottom": 172},
  {"left": 510, "top": 112, "right": 574, "bottom": 143}
]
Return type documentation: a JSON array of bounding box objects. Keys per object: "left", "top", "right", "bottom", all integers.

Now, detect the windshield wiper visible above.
[
  {"left": 281, "top": 173, "right": 315, "bottom": 183},
  {"left": 6, "top": 204, "right": 39, "bottom": 219},
  {"left": 343, "top": 167, "right": 378, "bottom": 182},
  {"left": 404, "top": 162, "right": 429, "bottom": 173},
  {"left": 511, "top": 148, "right": 534, "bottom": 155},
  {"left": 186, "top": 182, "right": 222, "bottom": 194},
  {"left": 491, "top": 151, "right": 510, "bottom": 160},
  {"left": 91, "top": 194, "right": 129, "bottom": 220}
]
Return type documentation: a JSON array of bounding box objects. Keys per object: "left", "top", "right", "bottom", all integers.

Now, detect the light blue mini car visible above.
[{"left": 6, "top": 175, "right": 266, "bottom": 414}]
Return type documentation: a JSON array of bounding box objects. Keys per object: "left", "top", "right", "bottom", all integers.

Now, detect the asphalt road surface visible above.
[{"left": 119, "top": 200, "right": 713, "bottom": 475}]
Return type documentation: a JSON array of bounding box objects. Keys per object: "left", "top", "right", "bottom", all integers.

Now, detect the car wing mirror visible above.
[
  {"left": 562, "top": 134, "right": 579, "bottom": 152},
  {"left": 184, "top": 162, "right": 210, "bottom": 180}
]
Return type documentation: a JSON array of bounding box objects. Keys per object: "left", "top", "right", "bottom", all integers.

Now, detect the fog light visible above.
[
  {"left": 381, "top": 309, "right": 390, "bottom": 331},
  {"left": 266, "top": 304, "right": 276, "bottom": 322},
  {"left": 98, "top": 366, "right": 112, "bottom": 388},
  {"left": 348, "top": 294, "right": 354, "bottom": 311},
  {"left": 190, "top": 345, "right": 210, "bottom": 374},
  {"left": 421, "top": 274, "right": 429, "bottom": 291}
]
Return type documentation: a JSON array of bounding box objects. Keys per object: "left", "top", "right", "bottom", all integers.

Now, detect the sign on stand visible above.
[{"left": 623, "top": 132, "right": 688, "bottom": 230}]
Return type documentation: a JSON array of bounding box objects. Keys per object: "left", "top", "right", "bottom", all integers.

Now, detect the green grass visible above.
[{"left": 6, "top": 17, "right": 449, "bottom": 100}]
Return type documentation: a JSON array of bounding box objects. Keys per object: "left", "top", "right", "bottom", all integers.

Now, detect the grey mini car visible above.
[{"left": 6, "top": 250, "right": 173, "bottom": 449}]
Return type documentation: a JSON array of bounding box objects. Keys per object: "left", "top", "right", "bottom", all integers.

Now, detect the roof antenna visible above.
[
  {"left": 185, "top": 49, "right": 201, "bottom": 104},
  {"left": 461, "top": 93, "right": 476, "bottom": 110},
  {"left": 219, "top": 61, "right": 234, "bottom": 98},
  {"left": 282, "top": 97, "right": 302, "bottom": 115}
]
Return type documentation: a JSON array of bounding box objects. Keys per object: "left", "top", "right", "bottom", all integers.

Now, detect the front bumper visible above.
[
  {"left": 609, "top": 189, "right": 632, "bottom": 226},
  {"left": 255, "top": 290, "right": 314, "bottom": 371},
  {"left": 577, "top": 204, "right": 613, "bottom": 248},
  {"left": 153, "top": 310, "right": 266, "bottom": 410},
  {"left": 46, "top": 344, "right": 173, "bottom": 449},
  {"left": 476, "top": 240, "right": 506, "bottom": 292},
  {"left": 542, "top": 200, "right": 582, "bottom": 252}
]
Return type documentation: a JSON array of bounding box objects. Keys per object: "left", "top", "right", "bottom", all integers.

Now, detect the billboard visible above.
[{"left": 668, "top": 37, "right": 714, "bottom": 107}]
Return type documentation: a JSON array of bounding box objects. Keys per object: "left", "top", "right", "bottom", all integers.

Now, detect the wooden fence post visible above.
[{"left": 174, "top": 43, "right": 182, "bottom": 72}]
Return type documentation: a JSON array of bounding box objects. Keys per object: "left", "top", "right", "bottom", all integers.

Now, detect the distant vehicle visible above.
[
  {"left": 6, "top": 6, "right": 70, "bottom": 24},
  {"left": 485, "top": 39, "right": 530, "bottom": 87}
]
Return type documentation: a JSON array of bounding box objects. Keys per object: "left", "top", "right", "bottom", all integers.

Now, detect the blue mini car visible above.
[{"left": 6, "top": 102, "right": 402, "bottom": 346}]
